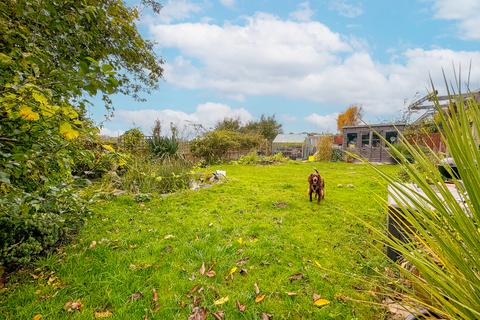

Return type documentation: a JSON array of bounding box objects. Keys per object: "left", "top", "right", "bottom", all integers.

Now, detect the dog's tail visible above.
[{"left": 314, "top": 168, "right": 319, "bottom": 174}]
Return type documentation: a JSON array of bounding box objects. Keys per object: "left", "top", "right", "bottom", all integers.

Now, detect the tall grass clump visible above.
[
  {"left": 368, "top": 85, "right": 480, "bottom": 319},
  {"left": 315, "top": 135, "right": 334, "bottom": 161}
]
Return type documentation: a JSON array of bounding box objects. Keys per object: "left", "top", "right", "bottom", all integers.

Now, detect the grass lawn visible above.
[{"left": 1, "top": 162, "right": 398, "bottom": 319}]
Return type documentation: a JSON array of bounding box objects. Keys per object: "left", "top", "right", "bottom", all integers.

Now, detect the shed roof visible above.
[
  {"left": 272, "top": 133, "right": 307, "bottom": 144},
  {"left": 342, "top": 123, "right": 407, "bottom": 129}
]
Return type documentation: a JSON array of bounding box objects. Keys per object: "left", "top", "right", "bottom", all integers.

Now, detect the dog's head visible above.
[{"left": 312, "top": 174, "right": 319, "bottom": 185}]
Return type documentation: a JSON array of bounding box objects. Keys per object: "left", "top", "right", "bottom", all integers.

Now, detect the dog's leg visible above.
[
  {"left": 309, "top": 190, "right": 312, "bottom": 202},
  {"left": 317, "top": 191, "right": 321, "bottom": 203}
]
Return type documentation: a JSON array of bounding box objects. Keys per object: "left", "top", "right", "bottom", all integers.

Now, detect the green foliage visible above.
[
  {"left": 148, "top": 136, "right": 179, "bottom": 159},
  {"left": 369, "top": 90, "right": 480, "bottom": 319},
  {"left": 0, "top": 184, "right": 89, "bottom": 267},
  {"left": 190, "top": 130, "right": 261, "bottom": 163},
  {"left": 331, "top": 148, "right": 344, "bottom": 162},
  {"left": 0, "top": 0, "right": 162, "bottom": 268},
  {"left": 243, "top": 114, "right": 283, "bottom": 141},
  {"left": 237, "top": 151, "right": 289, "bottom": 165},
  {"left": 100, "top": 156, "right": 192, "bottom": 195},
  {"left": 120, "top": 128, "right": 145, "bottom": 152}
]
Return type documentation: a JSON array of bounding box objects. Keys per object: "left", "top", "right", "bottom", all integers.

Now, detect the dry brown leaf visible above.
[
  {"left": 188, "top": 285, "right": 200, "bottom": 295},
  {"left": 212, "top": 311, "right": 225, "bottom": 319},
  {"left": 94, "top": 310, "right": 113, "bottom": 318},
  {"left": 206, "top": 270, "right": 216, "bottom": 277},
  {"left": 152, "top": 289, "right": 158, "bottom": 302},
  {"left": 188, "top": 307, "right": 207, "bottom": 320},
  {"left": 64, "top": 299, "right": 83, "bottom": 312},
  {"left": 128, "top": 291, "right": 143, "bottom": 302},
  {"left": 312, "top": 293, "right": 321, "bottom": 302},
  {"left": 286, "top": 291, "right": 297, "bottom": 296},
  {"left": 199, "top": 262, "right": 206, "bottom": 275},
  {"left": 254, "top": 283, "right": 260, "bottom": 295},
  {"left": 262, "top": 312, "right": 272, "bottom": 320},
  {"left": 236, "top": 300, "right": 246, "bottom": 312},
  {"left": 255, "top": 294, "right": 266, "bottom": 303},
  {"left": 239, "top": 269, "right": 248, "bottom": 275},
  {"left": 288, "top": 273, "right": 304, "bottom": 282},
  {"left": 89, "top": 240, "right": 97, "bottom": 249},
  {"left": 236, "top": 257, "right": 250, "bottom": 266}
]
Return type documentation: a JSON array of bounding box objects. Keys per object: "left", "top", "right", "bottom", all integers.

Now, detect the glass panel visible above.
[
  {"left": 385, "top": 131, "right": 398, "bottom": 144},
  {"left": 372, "top": 132, "right": 381, "bottom": 147},
  {"left": 346, "top": 133, "right": 357, "bottom": 147},
  {"left": 361, "top": 133, "right": 370, "bottom": 147}
]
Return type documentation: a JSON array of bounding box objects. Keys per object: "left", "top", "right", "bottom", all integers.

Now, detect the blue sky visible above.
[{"left": 93, "top": 0, "right": 480, "bottom": 137}]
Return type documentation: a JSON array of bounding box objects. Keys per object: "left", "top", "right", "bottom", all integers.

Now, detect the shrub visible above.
[
  {"left": 237, "top": 151, "right": 289, "bottom": 165},
  {"left": 331, "top": 148, "right": 344, "bottom": 162},
  {"left": 120, "top": 128, "right": 145, "bottom": 152},
  {"left": 315, "top": 135, "right": 334, "bottom": 161},
  {"left": 190, "top": 130, "right": 261, "bottom": 163},
  {"left": 148, "top": 136, "right": 179, "bottom": 160}
]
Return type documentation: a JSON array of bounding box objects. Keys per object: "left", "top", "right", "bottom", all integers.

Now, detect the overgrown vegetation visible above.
[
  {"left": 236, "top": 151, "right": 290, "bottom": 165},
  {"left": 0, "top": 0, "right": 162, "bottom": 269},
  {"left": 315, "top": 135, "right": 334, "bottom": 161}
]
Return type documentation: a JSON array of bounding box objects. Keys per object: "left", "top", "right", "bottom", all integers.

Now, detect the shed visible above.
[
  {"left": 272, "top": 133, "right": 308, "bottom": 159},
  {"left": 342, "top": 123, "right": 407, "bottom": 163}
]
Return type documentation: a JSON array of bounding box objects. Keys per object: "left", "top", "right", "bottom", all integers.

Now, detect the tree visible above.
[
  {"left": 243, "top": 114, "right": 283, "bottom": 141},
  {"left": 0, "top": 0, "right": 163, "bottom": 267},
  {"left": 337, "top": 106, "right": 362, "bottom": 132},
  {"left": 215, "top": 118, "right": 242, "bottom": 131}
]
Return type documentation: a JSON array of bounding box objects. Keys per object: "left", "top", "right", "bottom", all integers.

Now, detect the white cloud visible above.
[
  {"left": 305, "top": 113, "right": 339, "bottom": 133},
  {"left": 329, "top": 0, "right": 363, "bottom": 18},
  {"left": 219, "top": 0, "right": 235, "bottom": 8},
  {"left": 148, "top": 12, "right": 480, "bottom": 116},
  {"left": 289, "top": 2, "right": 314, "bottom": 22},
  {"left": 99, "top": 127, "right": 124, "bottom": 137},
  {"left": 108, "top": 102, "right": 253, "bottom": 137},
  {"left": 281, "top": 114, "right": 297, "bottom": 123},
  {"left": 431, "top": 0, "right": 480, "bottom": 40},
  {"left": 157, "top": 0, "right": 202, "bottom": 23}
]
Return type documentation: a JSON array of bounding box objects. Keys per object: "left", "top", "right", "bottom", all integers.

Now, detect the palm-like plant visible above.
[{"left": 369, "top": 86, "right": 480, "bottom": 319}]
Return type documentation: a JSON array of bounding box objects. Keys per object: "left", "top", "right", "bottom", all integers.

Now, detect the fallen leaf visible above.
[
  {"left": 94, "top": 310, "right": 113, "bottom": 318},
  {"left": 314, "top": 260, "right": 321, "bottom": 267},
  {"left": 237, "top": 238, "right": 244, "bottom": 244},
  {"left": 236, "top": 257, "right": 250, "bottom": 266},
  {"left": 286, "top": 292, "right": 297, "bottom": 296},
  {"left": 206, "top": 270, "right": 216, "bottom": 277},
  {"left": 189, "top": 273, "right": 196, "bottom": 281},
  {"left": 64, "top": 299, "right": 83, "bottom": 312},
  {"left": 152, "top": 289, "right": 158, "bottom": 302},
  {"left": 212, "top": 310, "right": 225, "bottom": 319},
  {"left": 255, "top": 294, "right": 266, "bottom": 303},
  {"left": 236, "top": 300, "right": 246, "bottom": 312},
  {"left": 262, "top": 312, "right": 272, "bottom": 320},
  {"left": 199, "top": 262, "right": 206, "bottom": 275},
  {"left": 288, "top": 273, "right": 304, "bottom": 282},
  {"left": 239, "top": 269, "right": 248, "bottom": 275},
  {"left": 213, "top": 296, "right": 229, "bottom": 305},
  {"left": 128, "top": 291, "right": 143, "bottom": 302},
  {"left": 188, "top": 285, "right": 200, "bottom": 295},
  {"left": 33, "top": 315, "right": 42, "bottom": 320},
  {"left": 227, "top": 267, "right": 237, "bottom": 277},
  {"left": 314, "top": 298, "right": 330, "bottom": 308},
  {"left": 89, "top": 241, "right": 97, "bottom": 249},
  {"left": 188, "top": 307, "right": 207, "bottom": 320},
  {"left": 254, "top": 283, "right": 260, "bottom": 295},
  {"left": 164, "top": 234, "right": 174, "bottom": 239},
  {"left": 193, "top": 296, "right": 202, "bottom": 307},
  {"left": 312, "top": 293, "right": 321, "bottom": 302}
]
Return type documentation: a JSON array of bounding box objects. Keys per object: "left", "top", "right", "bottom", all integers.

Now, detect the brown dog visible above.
[{"left": 308, "top": 169, "right": 325, "bottom": 203}]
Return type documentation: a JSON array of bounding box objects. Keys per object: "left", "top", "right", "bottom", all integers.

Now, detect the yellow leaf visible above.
[
  {"left": 19, "top": 105, "right": 40, "bottom": 121},
  {"left": 33, "top": 315, "right": 42, "bottom": 320},
  {"left": 59, "top": 122, "right": 79, "bottom": 140},
  {"left": 94, "top": 310, "right": 113, "bottom": 318},
  {"left": 237, "top": 238, "right": 243, "bottom": 244},
  {"left": 32, "top": 92, "right": 48, "bottom": 105},
  {"left": 255, "top": 294, "right": 265, "bottom": 303},
  {"left": 314, "top": 260, "right": 321, "bottom": 267},
  {"left": 228, "top": 267, "right": 237, "bottom": 276},
  {"left": 214, "top": 296, "right": 229, "bottom": 305},
  {"left": 102, "top": 144, "right": 115, "bottom": 152},
  {"left": 314, "top": 298, "right": 330, "bottom": 307}
]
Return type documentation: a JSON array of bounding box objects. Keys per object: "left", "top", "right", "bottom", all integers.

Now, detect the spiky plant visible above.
[{"left": 368, "top": 87, "right": 480, "bottom": 319}]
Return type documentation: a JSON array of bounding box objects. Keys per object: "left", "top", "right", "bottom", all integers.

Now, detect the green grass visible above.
[{"left": 1, "top": 162, "right": 397, "bottom": 319}]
